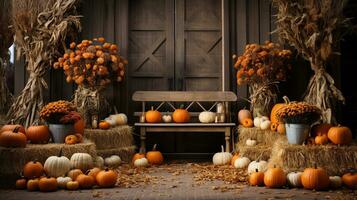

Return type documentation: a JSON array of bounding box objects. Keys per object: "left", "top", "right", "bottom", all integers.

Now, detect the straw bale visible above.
[
  {"left": 238, "top": 145, "right": 272, "bottom": 161},
  {"left": 237, "top": 126, "right": 283, "bottom": 146},
  {"left": 97, "top": 145, "right": 136, "bottom": 162}
]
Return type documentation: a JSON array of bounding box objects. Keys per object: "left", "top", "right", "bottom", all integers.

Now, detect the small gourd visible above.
[
  {"left": 329, "top": 176, "right": 342, "bottom": 189},
  {"left": 134, "top": 157, "right": 149, "bottom": 167},
  {"left": 234, "top": 157, "right": 250, "bottom": 169},
  {"left": 246, "top": 138, "right": 257, "bottom": 146},
  {"left": 104, "top": 155, "right": 121, "bottom": 168},
  {"left": 247, "top": 160, "right": 268, "bottom": 174},
  {"left": 162, "top": 113, "right": 172, "bottom": 123},
  {"left": 198, "top": 111, "right": 216, "bottom": 123},
  {"left": 57, "top": 176, "right": 72, "bottom": 188},
  {"left": 287, "top": 172, "right": 303, "bottom": 188}
]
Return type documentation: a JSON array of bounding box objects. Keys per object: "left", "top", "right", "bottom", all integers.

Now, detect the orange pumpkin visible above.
[
  {"left": 172, "top": 106, "right": 190, "bottom": 123},
  {"left": 231, "top": 152, "right": 240, "bottom": 166},
  {"left": 66, "top": 181, "right": 79, "bottom": 190},
  {"left": 96, "top": 168, "right": 118, "bottom": 188},
  {"left": 88, "top": 167, "right": 101, "bottom": 184},
  {"left": 67, "top": 169, "right": 83, "bottom": 181},
  {"left": 277, "top": 123, "right": 286, "bottom": 134},
  {"left": 242, "top": 118, "right": 253, "bottom": 128},
  {"left": 270, "top": 96, "right": 289, "bottom": 124},
  {"left": 301, "top": 166, "right": 329, "bottom": 190},
  {"left": 249, "top": 169, "right": 265, "bottom": 186},
  {"left": 39, "top": 177, "right": 57, "bottom": 192},
  {"left": 264, "top": 166, "right": 286, "bottom": 188},
  {"left": 145, "top": 106, "right": 162, "bottom": 123},
  {"left": 76, "top": 172, "right": 95, "bottom": 189},
  {"left": 342, "top": 172, "right": 357, "bottom": 189},
  {"left": 311, "top": 123, "right": 332, "bottom": 137},
  {"left": 65, "top": 135, "right": 78, "bottom": 145},
  {"left": 315, "top": 134, "right": 328, "bottom": 145},
  {"left": 99, "top": 121, "right": 111, "bottom": 130},
  {"left": 74, "top": 119, "right": 85, "bottom": 135},
  {"left": 27, "top": 178, "right": 39, "bottom": 191},
  {"left": 0, "top": 123, "right": 26, "bottom": 135},
  {"left": 26, "top": 125, "right": 50, "bottom": 144},
  {"left": 0, "top": 127, "right": 27, "bottom": 148},
  {"left": 146, "top": 144, "right": 163, "bottom": 165},
  {"left": 23, "top": 161, "right": 44, "bottom": 178},
  {"left": 15, "top": 178, "right": 27, "bottom": 189},
  {"left": 270, "top": 122, "right": 279, "bottom": 131},
  {"left": 327, "top": 125, "right": 352, "bottom": 145}
]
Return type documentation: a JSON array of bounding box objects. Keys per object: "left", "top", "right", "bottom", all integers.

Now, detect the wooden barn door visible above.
[{"left": 128, "top": 0, "right": 224, "bottom": 155}]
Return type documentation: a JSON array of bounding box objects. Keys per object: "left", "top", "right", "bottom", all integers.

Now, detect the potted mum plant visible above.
[
  {"left": 53, "top": 37, "right": 127, "bottom": 127},
  {"left": 40, "top": 100, "right": 82, "bottom": 143},
  {"left": 276, "top": 101, "right": 321, "bottom": 144},
  {"left": 233, "top": 41, "right": 292, "bottom": 117}
]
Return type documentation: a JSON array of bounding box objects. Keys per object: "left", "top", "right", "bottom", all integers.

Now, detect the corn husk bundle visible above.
[
  {"left": 7, "top": 0, "right": 81, "bottom": 127},
  {"left": 54, "top": 37, "right": 127, "bottom": 126},
  {"left": 233, "top": 41, "right": 292, "bottom": 116},
  {"left": 0, "top": 0, "right": 13, "bottom": 115},
  {"left": 273, "top": 0, "right": 353, "bottom": 123}
]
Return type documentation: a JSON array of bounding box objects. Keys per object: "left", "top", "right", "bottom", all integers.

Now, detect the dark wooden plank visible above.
[
  {"left": 248, "top": 0, "right": 260, "bottom": 43},
  {"left": 132, "top": 91, "right": 238, "bottom": 102},
  {"left": 223, "top": 0, "right": 230, "bottom": 91},
  {"left": 175, "top": 0, "right": 185, "bottom": 91},
  {"left": 259, "top": 0, "right": 271, "bottom": 43}
]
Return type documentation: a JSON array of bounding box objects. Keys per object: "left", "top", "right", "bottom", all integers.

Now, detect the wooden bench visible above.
[{"left": 132, "top": 91, "right": 237, "bottom": 153}]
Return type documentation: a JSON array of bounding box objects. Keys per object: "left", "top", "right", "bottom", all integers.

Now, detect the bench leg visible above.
[
  {"left": 225, "top": 127, "right": 230, "bottom": 152},
  {"left": 140, "top": 127, "right": 146, "bottom": 153}
]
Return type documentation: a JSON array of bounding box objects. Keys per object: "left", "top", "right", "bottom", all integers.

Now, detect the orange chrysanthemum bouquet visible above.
[
  {"left": 233, "top": 41, "right": 292, "bottom": 116},
  {"left": 54, "top": 37, "right": 127, "bottom": 126}
]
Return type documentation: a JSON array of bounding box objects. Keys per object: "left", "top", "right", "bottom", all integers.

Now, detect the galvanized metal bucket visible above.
[
  {"left": 285, "top": 124, "right": 310, "bottom": 145},
  {"left": 49, "top": 124, "right": 75, "bottom": 143}
]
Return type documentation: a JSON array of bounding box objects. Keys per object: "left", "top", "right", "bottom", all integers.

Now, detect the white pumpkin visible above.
[
  {"left": 247, "top": 160, "right": 268, "bottom": 174},
  {"left": 112, "top": 113, "right": 128, "bottom": 125},
  {"left": 260, "top": 120, "right": 271, "bottom": 130},
  {"left": 70, "top": 153, "right": 94, "bottom": 172},
  {"left": 246, "top": 138, "right": 257, "bottom": 146},
  {"left": 105, "top": 155, "right": 121, "bottom": 168},
  {"left": 261, "top": 116, "right": 269, "bottom": 121},
  {"left": 212, "top": 145, "right": 232, "bottom": 165},
  {"left": 199, "top": 111, "right": 216, "bottom": 123},
  {"left": 253, "top": 117, "right": 262, "bottom": 127},
  {"left": 162, "top": 114, "right": 172, "bottom": 123},
  {"left": 134, "top": 157, "right": 149, "bottom": 167},
  {"left": 57, "top": 176, "right": 72, "bottom": 188},
  {"left": 95, "top": 156, "right": 104, "bottom": 168},
  {"left": 234, "top": 157, "right": 251, "bottom": 169},
  {"left": 104, "top": 116, "right": 117, "bottom": 126},
  {"left": 329, "top": 176, "right": 342, "bottom": 189},
  {"left": 287, "top": 172, "right": 303, "bottom": 187},
  {"left": 44, "top": 153, "right": 71, "bottom": 177}
]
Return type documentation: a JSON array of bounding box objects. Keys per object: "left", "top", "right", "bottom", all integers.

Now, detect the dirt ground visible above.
[{"left": 1, "top": 162, "right": 356, "bottom": 200}]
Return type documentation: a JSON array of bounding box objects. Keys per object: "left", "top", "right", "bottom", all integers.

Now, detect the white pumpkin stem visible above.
[
  {"left": 220, "top": 145, "right": 224, "bottom": 152},
  {"left": 153, "top": 144, "right": 158, "bottom": 151},
  {"left": 283, "top": 96, "right": 290, "bottom": 104}
]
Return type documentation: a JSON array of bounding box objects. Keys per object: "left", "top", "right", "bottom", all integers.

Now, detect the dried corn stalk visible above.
[
  {"left": 0, "top": 0, "right": 13, "bottom": 115},
  {"left": 8, "top": 0, "right": 81, "bottom": 127},
  {"left": 273, "top": 0, "right": 352, "bottom": 123}
]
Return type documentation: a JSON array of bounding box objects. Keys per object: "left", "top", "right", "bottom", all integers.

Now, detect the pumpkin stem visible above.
[
  {"left": 85, "top": 170, "right": 90, "bottom": 175},
  {"left": 179, "top": 104, "right": 185, "bottom": 109},
  {"left": 10, "top": 119, "right": 14, "bottom": 125},
  {"left": 13, "top": 126, "right": 21, "bottom": 133},
  {"left": 314, "top": 163, "right": 317, "bottom": 169},
  {"left": 255, "top": 168, "right": 258, "bottom": 173},
  {"left": 105, "top": 168, "right": 109, "bottom": 171},
  {"left": 282, "top": 96, "right": 290, "bottom": 104},
  {"left": 220, "top": 145, "right": 224, "bottom": 153},
  {"left": 151, "top": 106, "right": 154, "bottom": 111},
  {"left": 59, "top": 148, "right": 63, "bottom": 157},
  {"left": 153, "top": 144, "right": 158, "bottom": 151}
]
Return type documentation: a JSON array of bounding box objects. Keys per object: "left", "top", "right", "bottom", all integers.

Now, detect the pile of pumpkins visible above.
[
  {"left": 102, "top": 113, "right": 128, "bottom": 129},
  {"left": 238, "top": 109, "right": 286, "bottom": 134},
  {"left": 131, "top": 144, "right": 164, "bottom": 167},
  {"left": 212, "top": 147, "right": 357, "bottom": 190},
  {"left": 15, "top": 152, "right": 122, "bottom": 191},
  {"left": 310, "top": 123, "right": 353, "bottom": 145},
  {"left": 0, "top": 120, "right": 85, "bottom": 148},
  {"left": 248, "top": 165, "right": 357, "bottom": 190},
  {"left": 145, "top": 106, "right": 191, "bottom": 123}
]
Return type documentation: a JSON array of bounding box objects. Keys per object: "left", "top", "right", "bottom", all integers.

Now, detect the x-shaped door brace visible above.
[
  {"left": 154, "top": 101, "right": 218, "bottom": 112},
  {"left": 130, "top": 35, "right": 167, "bottom": 72}
]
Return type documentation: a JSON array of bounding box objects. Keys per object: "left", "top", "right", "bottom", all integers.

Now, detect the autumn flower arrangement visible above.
[
  {"left": 233, "top": 41, "right": 292, "bottom": 116},
  {"left": 276, "top": 102, "right": 321, "bottom": 125},
  {"left": 40, "top": 100, "right": 82, "bottom": 124},
  {"left": 54, "top": 37, "right": 128, "bottom": 126}
]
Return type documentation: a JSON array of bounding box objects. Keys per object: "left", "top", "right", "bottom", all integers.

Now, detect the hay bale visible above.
[
  {"left": 97, "top": 145, "right": 136, "bottom": 162},
  {"left": 238, "top": 145, "right": 272, "bottom": 161},
  {"left": 0, "top": 142, "right": 97, "bottom": 187},
  {"left": 237, "top": 126, "right": 283, "bottom": 146},
  {"left": 269, "top": 138, "right": 357, "bottom": 175},
  {"left": 84, "top": 125, "right": 134, "bottom": 149}
]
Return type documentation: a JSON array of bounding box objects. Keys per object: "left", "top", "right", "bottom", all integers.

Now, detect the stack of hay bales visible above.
[
  {"left": 268, "top": 137, "right": 357, "bottom": 175},
  {"left": 0, "top": 142, "right": 96, "bottom": 187},
  {"left": 236, "top": 126, "right": 283, "bottom": 161},
  {"left": 84, "top": 125, "right": 135, "bottom": 161}
]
